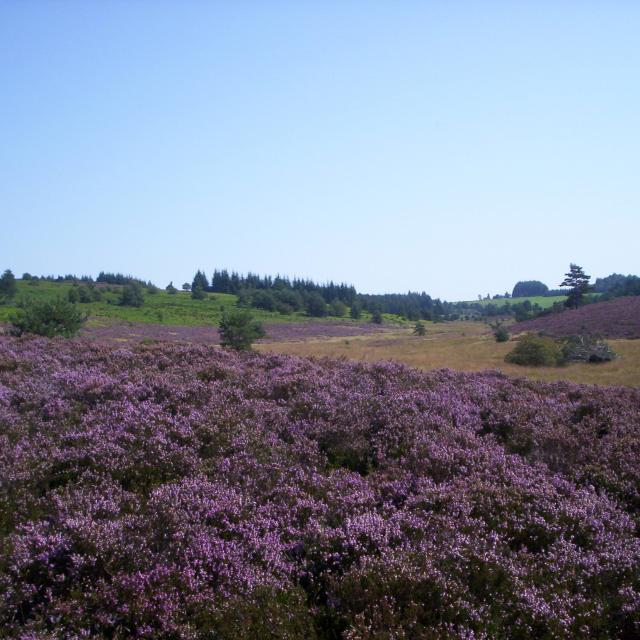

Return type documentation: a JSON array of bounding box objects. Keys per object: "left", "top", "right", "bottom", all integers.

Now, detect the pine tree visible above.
[
  {"left": 559, "top": 264, "right": 592, "bottom": 309},
  {"left": 0, "top": 269, "right": 17, "bottom": 301},
  {"left": 191, "top": 270, "right": 209, "bottom": 292},
  {"left": 218, "top": 308, "right": 265, "bottom": 350}
]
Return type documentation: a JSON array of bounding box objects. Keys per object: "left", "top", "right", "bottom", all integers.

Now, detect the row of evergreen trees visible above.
[
  {"left": 190, "top": 269, "right": 460, "bottom": 321},
  {"left": 191, "top": 269, "right": 358, "bottom": 305}
]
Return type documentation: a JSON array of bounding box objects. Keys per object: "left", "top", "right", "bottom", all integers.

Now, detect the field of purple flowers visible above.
[
  {"left": 1, "top": 336, "right": 639, "bottom": 638},
  {"left": 513, "top": 296, "right": 640, "bottom": 339}
]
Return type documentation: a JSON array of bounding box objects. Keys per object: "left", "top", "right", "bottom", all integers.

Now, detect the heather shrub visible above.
[
  {"left": 505, "top": 333, "right": 565, "bottom": 366},
  {"left": 0, "top": 338, "right": 639, "bottom": 637},
  {"left": 9, "top": 298, "right": 87, "bottom": 337},
  {"left": 195, "top": 587, "right": 317, "bottom": 639},
  {"left": 494, "top": 326, "right": 509, "bottom": 342}
]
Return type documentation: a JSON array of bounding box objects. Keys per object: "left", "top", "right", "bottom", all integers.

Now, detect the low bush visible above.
[
  {"left": 119, "top": 283, "right": 144, "bottom": 307},
  {"left": 413, "top": 321, "right": 426, "bottom": 336},
  {"left": 329, "top": 298, "right": 347, "bottom": 317},
  {"left": 10, "top": 298, "right": 87, "bottom": 337},
  {"left": 561, "top": 334, "right": 616, "bottom": 363},
  {"left": 505, "top": 333, "right": 565, "bottom": 366}
]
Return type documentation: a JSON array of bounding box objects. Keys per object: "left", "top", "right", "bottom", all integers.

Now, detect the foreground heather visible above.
[{"left": 0, "top": 337, "right": 639, "bottom": 639}]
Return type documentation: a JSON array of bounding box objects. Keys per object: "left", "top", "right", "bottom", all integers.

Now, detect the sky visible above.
[{"left": 1, "top": 1, "right": 638, "bottom": 300}]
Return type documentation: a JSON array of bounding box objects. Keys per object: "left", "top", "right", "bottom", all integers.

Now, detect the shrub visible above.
[
  {"left": 561, "top": 334, "right": 616, "bottom": 363},
  {"left": 119, "top": 283, "right": 145, "bottom": 307},
  {"left": 252, "top": 290, "right": 277, "bottom": 312},
  {"left": 329, "top": 299, "right": 347, "bottom": 317},
  {"left": 350, "top": 300, "right": 363, "bottom": 320},
  {"left": 275, "top": 289, "right": 303, "bottom": 313},
  {"left": 191, "top": 285, "right": 206, "bottom": 300},
  {"left": 76, "top": 285, "right": 101, "bottom": 303},
  {"left": 505, "top": 334, "right": 565, "bottom": 366},
  {"left": 166, "top": 281, "right": 178, "bottom": 294},
  {"left": 489, "top": 321, "right": 509, "bottom": 342},
  {"left": 77, "top": 287, "right": 91, "bottom": 303},
  {"left": 10, "top": 298, "right": 87, "bottom": 337},
  {"left": 371, "top": 310, "right": 383, "bottom": 324},
  {"left": 218, "top": 308, "right": 265, "bottom": 350},
  {"left": 304, "top": 292, "right": 327, "bottom": 317},
  {"left": 413, "top": 321, "right": 426, "bottom": 336},
  {"left": 67, "top": 287, "right": 80, "bottom": 303}
]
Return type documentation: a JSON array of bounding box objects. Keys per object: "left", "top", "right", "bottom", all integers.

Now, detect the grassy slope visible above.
[
  {"left": 463, "top": 295, "right": 567, "bottom": 308},
  {"left": 0, "top": 280, "right": 392, "bottom": 326}
]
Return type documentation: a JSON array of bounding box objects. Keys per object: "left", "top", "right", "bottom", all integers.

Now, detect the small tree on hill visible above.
[
  {"left": 350, "top": 300, "right": 363, "bottom": 320},
  {"left": 218, "top": 308, "right": 265, "bottom": 351},
  {"left": 166, "top": 282, "right": 178, "bottom": 294},
  {"left": 329, "top": 299, "right": 347, "bottom": 317},
  {"left": 191, "top": 284, "right": 206, "bottom": 300},
  {"left": 560, "top": 264, "right": 592, "bottom": 309},
  {"left": 413, "top": 321, "right": 426, "bottom": 336},
  {"left": 192, "top": 270, "right": 209, "bottom": 292},
  {"left": 0, "top": 269, "right": 17, "bottom": 302},
  {"left": 371, "top": 310, "right": 383, "bottom": 325},
  {"left": 304, "top": 292, "right": 327, "bottom": 317},
  {"left": 119, "top": 283, "right": 145, "bottom": 307},
  {"left": 67, "top": 287, "right": 80, "bottom": 303}
]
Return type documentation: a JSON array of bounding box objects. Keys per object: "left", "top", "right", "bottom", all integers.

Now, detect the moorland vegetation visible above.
[{"left": 0, "top": 337, "right": 638, "bottom": 638}]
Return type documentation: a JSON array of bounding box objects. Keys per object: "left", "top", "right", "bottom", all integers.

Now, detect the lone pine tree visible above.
[{"left": 560, "top": 263, "right": 592, "bottom": 309}]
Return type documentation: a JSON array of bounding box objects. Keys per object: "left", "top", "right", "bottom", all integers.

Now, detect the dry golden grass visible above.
[{"left": 257, "top": 321, "right": 640, "bottom": 388}]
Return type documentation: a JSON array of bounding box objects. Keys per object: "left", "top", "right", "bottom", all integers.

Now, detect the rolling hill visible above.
[{"left": 512, "top": 296, "right": 640, "bottom": 339}]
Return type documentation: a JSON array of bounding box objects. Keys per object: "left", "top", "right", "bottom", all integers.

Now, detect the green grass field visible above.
[
  {"left": 0, "top": 280, "right": 372, "bottom": 326},
  {"left": 463, "top": 295, "right": 567, "bottom": 308}
]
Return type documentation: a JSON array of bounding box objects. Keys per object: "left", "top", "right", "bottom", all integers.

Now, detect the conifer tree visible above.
[{"left": 560, "top": 264, "right": 592, "bottom": 309}]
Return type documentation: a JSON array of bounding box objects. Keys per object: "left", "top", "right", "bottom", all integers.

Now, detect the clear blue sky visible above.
[{"left": 1, "top": 2, "right": 638, "bottom": 300}]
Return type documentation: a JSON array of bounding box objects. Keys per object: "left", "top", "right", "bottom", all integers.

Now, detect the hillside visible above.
[
  {"left": 1, "top": 336, "right": 639, "bottom": 637},
  {"left": 0, "top": 280, "right": 381, "bottom": 327},
  {"left": 513, "top": 296, "right": 640, "bottom": 339}
]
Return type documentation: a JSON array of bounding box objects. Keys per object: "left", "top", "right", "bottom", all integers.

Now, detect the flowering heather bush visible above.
[
  {"left": 1, "top": 336, "right": 639, "bottom": 638},
  {"left": 513, "top": 295, "right": 640, "bottom": 339}
]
